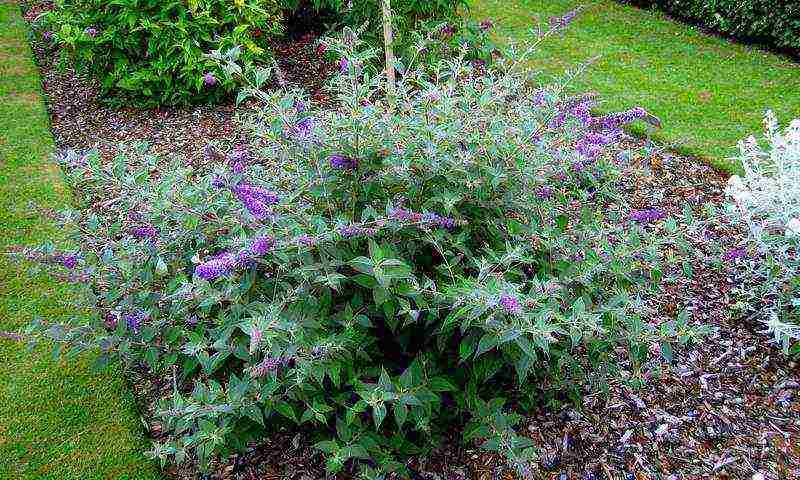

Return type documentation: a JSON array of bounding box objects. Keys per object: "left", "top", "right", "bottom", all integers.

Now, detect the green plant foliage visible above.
[
  {"left": 41, "top": 0, "right": 284, "bottom": 106},
  {"left": 22, "top": 26, "right": 705, "bottom": 478},
  {"left": 626, "top": 0, "right": 800, "bottom": 55}
]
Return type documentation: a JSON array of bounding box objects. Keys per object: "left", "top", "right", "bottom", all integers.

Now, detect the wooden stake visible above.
[{"left": 381, "top": 0, "right": 396, "bottom": 105}]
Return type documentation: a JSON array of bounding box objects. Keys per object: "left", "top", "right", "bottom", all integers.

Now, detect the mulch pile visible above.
[{"left": 19, "top": 6, "right": 800, "bottom": 479}]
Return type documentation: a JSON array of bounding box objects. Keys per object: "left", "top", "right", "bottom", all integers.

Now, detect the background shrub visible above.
[
  {"left": 24, "top": 26, "right": 702, "bottom": 477},
  {"left": 626, "top": 0, "right": 800, "bottom": 56},
  {"left": 43, "top": 0, "right": 284, "bottom": 106},
  {"left": 723, "top": 111, "right": 800, "bottom": 355}
]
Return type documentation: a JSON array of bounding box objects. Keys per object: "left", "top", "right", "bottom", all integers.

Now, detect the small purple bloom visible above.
[
  {"left": 212, "top": 176, "right": 226, "bottom": 188},
  {"left": 722, "top": 247, "right": 746, "bottom": 262},
  {"left": 630, "top": 208, "right": 666, "bottom": 224},
  {"left": 479, "top": 20, "right": 494, "bottom": 32},
  {"left": 423, "top": 213, "right": 457, "bottom": 230},
  {"left": 84, "top": 27, "right": 98, "bottom": 37},
  {"left": 131, "top": 224, "right": 158, "bottom": 239},
  {"left": 535, "top": 186, "right": 553, "bottom": 200},
  {"left": 339, "top": 58, "right": 350, "bottom": 74},
  {"left": 499, "top": 294, "right": 522, "bottom": 315},
  {"left": 251, "top": 356, "right": 281, "bottom": 377},
  {"left": 293, "top": 100, "right": 307, "bottom": 112},
  {"left": 124, "top": 310, "right": 147, "bottom": 333},
  {"left": 291, "top": 117, "right": 316, "bottom": 141},
  {"left": 42, "top": 31, "right": 53, "bottom": 41},
  {"left": 548, "top": 112, "right": 566, "bottom": 129},
  {"left": 295, "top": 234, "right": 315, "bottom": 247},
  {"left": 330, "top": 154, "right": 357, "bottom": 170},
  {"left": 440, "top": 24, "right": 456, "bottom": 37},
  {"left": 595, "top": 107, "right": 647, "bottom": 130},
  {"left": 60, "top": 253, "right": 78, "bottom": 270},
  {"left": 247, "top": 235, "right": 275, "bottom": 256},
  {"left": 195, "top": 252, "right": 236, "bottom": 281},
  {"left": 203, "top": 72, "right": 217, "bottom": 87}
]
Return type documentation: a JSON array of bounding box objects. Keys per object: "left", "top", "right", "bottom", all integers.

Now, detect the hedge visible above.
[{"left": 625, "top": 0, "right": 800, "bottom": 55}]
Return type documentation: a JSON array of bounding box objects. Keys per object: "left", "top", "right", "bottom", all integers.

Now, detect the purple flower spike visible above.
[
  {"left": 338, "top": 225, "right": 376, "bottom": 239},
  {"left": 296, "top": 234, "right": 315, "bottom": 247},
  {"left": 232, "top": 182, "right": 280, "bottom": 219},
  {"left": 132, "top": 224, "right": 158, "bottom": 239},
  {"left": 722, "top": 247, "right": 746, "bottom": 262},
  {"left": 630, "top": 208, "right": 666, "bottom": 224},
  {"left": 251, "top": 356, "right": 281, "bottom": 377},
  {"left": 479, "top": 20, "right": 494, "bottom": 32},
  {"left": 203, "top": 72, "right": 217, "bottom": 87},
  {"left": 499, "top": 294, "right": 522, "bottom": 315},
  {"left": 195, "top": 252, "right": 236, "bottom": 281},
  {"left": 84, "top": 27, "right": 98, "bottom": 37},
  {"left": 339, "top": 58, "right": 350, "bottom": 74}
]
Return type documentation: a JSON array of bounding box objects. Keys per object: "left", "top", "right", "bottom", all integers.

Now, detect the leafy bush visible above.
[
  {"left": 723, "top": 111, "right": 800, "bottom": 355},
  {"left": 23, "top": 25, "right": 700, "bottom": 477},
  {"left": 42, "top": 0, "right": 284, "bottom": 106},
  {"left": 626, "top": 0, "right": 800, "bottom": 55}
]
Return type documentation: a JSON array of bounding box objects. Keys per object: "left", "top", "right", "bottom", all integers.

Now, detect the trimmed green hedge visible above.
[{"left": 626, "top": 0, "right": 800, "bottom": 55}]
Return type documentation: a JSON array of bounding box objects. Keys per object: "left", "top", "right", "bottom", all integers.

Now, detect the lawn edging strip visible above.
[{"left": 0, "top": 3, "right": 161, "bottom": 479}]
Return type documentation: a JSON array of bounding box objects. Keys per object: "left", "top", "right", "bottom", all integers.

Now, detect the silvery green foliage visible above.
[
  {"left": 22, "top": 25, "right": 702, "bottom": 478},
  {"left": 725, "top": 111, "right": 800, "bottom": 353}
]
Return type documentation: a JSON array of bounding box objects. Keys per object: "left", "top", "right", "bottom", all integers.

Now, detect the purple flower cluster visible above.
[
  {"left": 630, "top": 208, "right": 666, "bottom": 224},
  {"left": 295, "top": 234, "right": 316, "bottom": 247},
  {"left": 499, "top": 294, "right": 522, "bottom": 315},
  {"left": 424, "top": 213, "right": 457, "bottom": 230},
  {"left": 195, "top": 235, "right": 274, "bottom": 281},
  {"left": 722, "top": 247, "right": 746, "bottom": 262},
  {"left": 124, "top": 310, "right": 147, "bottom": 333},
  {"left": 84, "top": 27, "right": 98, "bottom": 37},
  {"left": 339, "top": 58, "right": 350, "bottom": 74},
  {"left": 479, "top": 19, "right": 494, "bottom": 32},
  {"left": 440, "top": 24, "right": 456, "bottom": 37},
  {"left": 203, "top": 72, "right": 217, "bottom": 87},
  {"left": 338, "top": 225, "right": 377, "bottom": 239},
  {"left": 535, "top": 186, "right": 554, "bottom": 200},
  {"left": 291, "top": 117, "right": 316, "bottom": 141},
  {"left": 576, "top": 131, "right": 616, "bottom": 160},
  {"left": 231, "top": 182, "right": 280, "bottom": 219},
  {"left": 42, "top": 31, "right": 53, "bottom": 41},
  {"left": 54, "top": 252, "right": 79, "bottom": 270},
  {"left": 330, "top": 154, "right": 358, "bottom": 170},
  {"left": 251, "top": 356, "right": 282, "bottom": 377},
  {"left": 131, "top": 224, "right": 158, "bottom": 240},
  {"left": 569, "top": 99, "right": 596, "bottom": 126}
]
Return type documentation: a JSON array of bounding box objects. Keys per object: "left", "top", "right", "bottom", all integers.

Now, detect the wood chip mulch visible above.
[{"left": 20, "top": 8, "right": 800, "bottom": 479}]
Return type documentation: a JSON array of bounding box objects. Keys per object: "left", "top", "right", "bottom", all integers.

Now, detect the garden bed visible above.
[{"left": 17, "top": 7, "right": 800, "bottom": 480}]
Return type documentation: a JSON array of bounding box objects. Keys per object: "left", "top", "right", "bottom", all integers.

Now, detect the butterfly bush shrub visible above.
[
  {"left": 24, "top": 24, "right": 700, "bottom": 478},
  {"left": 724, "top": 111, "right": 800, "bottom": 355}
]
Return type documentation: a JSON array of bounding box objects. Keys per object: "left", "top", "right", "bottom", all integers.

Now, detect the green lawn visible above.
[
  {"left": 0, "top": 4, "right": 161, "bottom": 479},
  {"left": 471, "top": 0, "right": 800, "bottom": 173}
]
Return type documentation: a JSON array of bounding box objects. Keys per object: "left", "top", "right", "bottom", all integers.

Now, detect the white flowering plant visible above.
[
  {"left": 724, "top": 111, "right": 800, "bottom": 354},
  {"left": 20, "top": 21, "right": 704, "bottom": 478}
]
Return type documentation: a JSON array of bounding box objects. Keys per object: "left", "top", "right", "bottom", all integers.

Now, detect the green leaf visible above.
[
  {"left": 372, "top": 403, "right": 386, "bottom": 430},
  {"left": 275, "top": 401, "right": 297, "bottom": 422}
]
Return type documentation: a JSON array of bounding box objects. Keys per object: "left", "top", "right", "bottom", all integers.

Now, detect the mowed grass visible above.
[
  {"left": 0, "top": 4, "right": 161, "bottom": 479},
  {"left": 470, "top": 0, "right": 800, "bottom": 173}
]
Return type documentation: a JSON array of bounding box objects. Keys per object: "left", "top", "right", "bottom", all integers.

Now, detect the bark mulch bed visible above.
[{"left": 20, "top": 8, "right": 800, "bottom": 480}]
